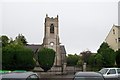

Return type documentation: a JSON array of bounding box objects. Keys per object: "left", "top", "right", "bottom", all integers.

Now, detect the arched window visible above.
[{"left": 50, "top": 24, "right": 54, "bottom": 33}]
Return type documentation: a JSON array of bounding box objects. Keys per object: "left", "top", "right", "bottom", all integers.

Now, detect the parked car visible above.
[
  {"left": 99, "top": 68, "right": 120, "bottom": 80},
  {"left": 2, "top": 71, "right": 39, "bottom": 80},
  {"left": 74, "top": 72, "right": 105, "bottom": 80}
]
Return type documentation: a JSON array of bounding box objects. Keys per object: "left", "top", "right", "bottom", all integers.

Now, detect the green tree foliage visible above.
[
  {"left": 94, "top": 54, "right": 103, "bottom": 68},
  {"left": 9, "top": 38, "right": 14, "bottom": 44},
  {"left": 38, "top": 48, "right": 55, "bottom": 72},
  {"left": 77, "top": 57, "right": 83, "bottom": 67},
  {"left": 88, "top": 54, "right": 95, "bottom": 67},
  {"left": 101, "top": 48, "right": 115, "bottom": 67},
  {"left": 67, "top": 54, "right": 80, "bottom": 66},
  {"left": 97, "top": 42, "right": 115, "bottom": 67},
  {"left": 0, "top": 34, "right": 28, "bottom": 46},
  {"left": 15, "top": 34, "right": 27, "bottom": 45},
  {"left": 0, "top": 35, "right": 9, "bottom": 47},
  {"left": 97, "top": 42, "right": 109, "bottom": 53},
  {"left": 88, "top": 53, "right": 103, "bottom": 71},
  {"left": 2, "top": 44, "right": 35, "bottom": 70},
  {"left": 116, "top": 49, "right": 120, "bottom": 67}
]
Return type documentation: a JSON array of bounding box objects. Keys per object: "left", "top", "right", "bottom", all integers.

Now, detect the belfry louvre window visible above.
[{"left": 50, "top": 24, "right": 54, "bottom": 33}]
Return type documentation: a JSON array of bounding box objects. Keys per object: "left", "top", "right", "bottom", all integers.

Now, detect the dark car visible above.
[
  {"left": 74, "top": 72, "right": 105, "bottom": 80},
  {"left": 1, "top": 71, "right": 39, "bottom": 80}
]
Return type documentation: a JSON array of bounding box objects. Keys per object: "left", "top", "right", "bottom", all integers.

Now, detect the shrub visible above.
[
  {"left": 38, "top": 48, "right": 55, "bottom": 72},
  {"left": 2, "top": 44, "right": 35, "bottom": 70}
]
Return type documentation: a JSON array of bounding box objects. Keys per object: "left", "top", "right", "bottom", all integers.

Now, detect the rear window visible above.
[{"left": 117, "top": 69, "right": 120, "bottom": 74}]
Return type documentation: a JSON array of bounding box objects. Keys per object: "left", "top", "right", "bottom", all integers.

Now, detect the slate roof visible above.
[
  {"left": 26, "top": 44, "right": 41, "bottom": 53},
  {"left": 26, "top": 44, "right": 66, "bottom": 54}
]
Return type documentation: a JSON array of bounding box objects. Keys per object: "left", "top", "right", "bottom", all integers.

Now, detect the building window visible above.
[
  {"left": 115, "top": 39, "right": 117, "bottom": 43},
  {"left": 113, "top": 29, "right": 115, "bottom": 34},
  {"left": 118, "top": 38, "right": 120, "bottom": 42},
  {"left": 50, "top": 24, "right": 54, "bottom": 33}
]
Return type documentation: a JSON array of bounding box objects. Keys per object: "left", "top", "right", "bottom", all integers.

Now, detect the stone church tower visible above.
[{"left": 43, "top": 14, "right": 61, "bottom": 66}]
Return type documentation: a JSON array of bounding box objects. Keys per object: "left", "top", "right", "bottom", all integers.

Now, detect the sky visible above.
[
  {"left": 1, "top": 0, "right": 120, "bottom": 54},
  {"left": 118, "top": 1, "right": 120, "bottom": 25}
]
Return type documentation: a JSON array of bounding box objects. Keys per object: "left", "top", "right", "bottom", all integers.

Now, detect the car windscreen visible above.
[
  {"left": 99, "top": 68, "right": 108, "bottom": 75},
  {"left": 74, "top": 77, "right": 104, "bottom": 80}
]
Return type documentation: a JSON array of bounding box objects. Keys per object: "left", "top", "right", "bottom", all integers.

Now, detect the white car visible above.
[{"left": 99, "top": 68, "right": 120, "bottom": 79}]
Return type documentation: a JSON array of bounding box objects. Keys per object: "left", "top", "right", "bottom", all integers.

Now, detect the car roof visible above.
[
  {"left": 2, "top": 72, "right": 38, "bottom": 78},
  {"left": 75, "top": 72, "right": 103, "bottom": 77},
  {"left": 102, "top": 68, "right": 120, "bottom": 69}
]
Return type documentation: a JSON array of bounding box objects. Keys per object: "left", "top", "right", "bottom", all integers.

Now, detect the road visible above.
[{"left": 37, "top": 72, "right": 74, "bottom": 80}]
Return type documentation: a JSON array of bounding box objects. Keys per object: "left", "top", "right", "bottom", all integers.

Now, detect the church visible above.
[{"left": 26, "top": 14, "right": 66, "bottom": 67}]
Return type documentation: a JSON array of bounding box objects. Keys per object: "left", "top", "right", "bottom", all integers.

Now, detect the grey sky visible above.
[
  {"left": 118, "top": 1, "right": 120, "bottom": 25},
  {"left": 1, "top": 0, "right": 119, "bottom": 54}
]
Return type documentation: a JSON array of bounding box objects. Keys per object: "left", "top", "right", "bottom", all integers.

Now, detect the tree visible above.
[
  {"left": 80, "top": 50, "right": 92, "bottom": 63},
  {"left": 2, "top": 44, "right": 35, "bottom": 70},
  {"left": 94, "top": 54, "right": 103, "bottom": 68},
  {"left": 97, "top": 42, "right": 109, "bottom": 53},
  {"left": 38, "top": 48, "right": 55, "bottom": 72},
  {"left": 77, "top": 57, "right": 83, "bottom": 67},
  {"left": 97, "top": 42, "right": 115, "bottom": 67},
  {"left": 9, "top": 37, "right": 14, "bottom": 44},
  {"left": 116, "top": 49, "right": 120, "bottom": 67},
  {"left": 88, "top": 54, "right": 95, "bottom": 67},
  {"left": 15, "top": 34, "right": 27, "bottom": 45},
  {"left": 87, "top": 53, "right": 104, "bottom": 71},
  {"left": 0, "top": 35, "right": 9, "bottom": 47},
  {"left": 67, "top": 54, "right": 80, "bottom": 66}
]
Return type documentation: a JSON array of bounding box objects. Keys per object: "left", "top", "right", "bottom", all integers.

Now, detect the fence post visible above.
[{"left": 83, "top": 63, "right": 86, "bottom": 72}]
